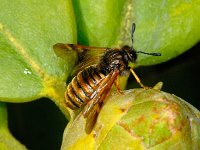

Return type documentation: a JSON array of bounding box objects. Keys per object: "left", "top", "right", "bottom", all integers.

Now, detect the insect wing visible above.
[
  {"left": 53, "top": 43, "right": 76, "bottom": 59},
  {"left": 70, "top": 45, "right": 108, "bottom": 75},
  {"left": 85, "top": 102, "right": 101, "bottom": 134},
  {"left": 83, "top": 71, "right": 120, "bottom": 133},
  {"left": 53, "top": 43, "right": 108, "bottom": 75}
]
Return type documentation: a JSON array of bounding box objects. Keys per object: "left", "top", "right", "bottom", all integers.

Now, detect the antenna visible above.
[
  {"left": 131, "top": 23, "right": 161, "bottom": 56},
  {"left": 131, "top": 23, "right": 136, "bottom": 46},
  {"left": 136, "top": 51, "right": 161, "bottom": 56}
]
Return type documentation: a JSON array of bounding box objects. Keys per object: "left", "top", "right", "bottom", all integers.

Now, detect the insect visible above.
[{"left": 53, "top": 23, "right": 161, "bottom": 133}]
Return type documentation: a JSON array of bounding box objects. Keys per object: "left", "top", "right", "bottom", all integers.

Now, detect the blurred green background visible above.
[{"left": 7, "top": 42, "right": 199, "bottom": 150}]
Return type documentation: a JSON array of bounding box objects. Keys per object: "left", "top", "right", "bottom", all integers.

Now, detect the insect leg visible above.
[{"left": 130, "top": 68, "right": 149, "bottom": 89}]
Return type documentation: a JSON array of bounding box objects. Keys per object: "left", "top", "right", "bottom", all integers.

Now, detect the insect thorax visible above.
[{"left": 98, "top": 49, "right": 131, "bottom": 75}]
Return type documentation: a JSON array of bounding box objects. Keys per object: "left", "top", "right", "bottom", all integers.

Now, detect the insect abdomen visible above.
[{"left": 65, "top": 66, "right": 105, "bottom": 109}]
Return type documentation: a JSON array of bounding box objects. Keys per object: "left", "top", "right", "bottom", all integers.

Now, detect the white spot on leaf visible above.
[{"left": 23, "top": 68, "right": 32, "bottom": 75}]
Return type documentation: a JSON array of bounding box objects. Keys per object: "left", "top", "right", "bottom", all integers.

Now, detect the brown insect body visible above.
[
  {"left": 65, "top": 66, "right": 106, "bottom": 110},
  {"left": 60, "top": 46, "right": 137, "bottom": 133},
  {"left": 53, "top": 23, "right": 160, "bottom": 133},
  {"left": 65, "top": 46, "right": 136, "bottom": 116}
]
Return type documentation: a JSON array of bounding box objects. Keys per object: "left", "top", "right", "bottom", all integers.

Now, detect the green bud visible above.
[{"left": 62, "top": 83, "right": 200, "bottom": 149}]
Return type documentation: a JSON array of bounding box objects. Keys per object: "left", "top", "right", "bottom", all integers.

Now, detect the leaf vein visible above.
[{"left": 0, "top": 23, "right": 45, "bottom": 77}]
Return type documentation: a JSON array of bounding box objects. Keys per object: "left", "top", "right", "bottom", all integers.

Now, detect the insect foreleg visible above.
[{"left": 130, "top": 68, "right": 149, "bottom": 89}]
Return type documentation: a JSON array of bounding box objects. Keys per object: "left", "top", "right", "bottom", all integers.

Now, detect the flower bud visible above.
[{"left": 62, "top": 84, "right": 200, "bottom": 149}]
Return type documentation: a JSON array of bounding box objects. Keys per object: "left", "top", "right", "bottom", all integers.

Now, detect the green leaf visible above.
[
  {"left": 73, "top": 0, "right": 127, "bottom": 47},
  {"left": 1, "top": 0, "right": 199, "bottom": 121},
  {"left": 0, "top": 102, "right": 27, "bottom": 150},
  {"left": 61, "top": 86, "right": 200, "bottom": 149},
  {"left": 73, "top": 0, "right": 200, "bottom": 65},
  {"left": 0, "top": 0, "right": 76, "bottom": 118}
]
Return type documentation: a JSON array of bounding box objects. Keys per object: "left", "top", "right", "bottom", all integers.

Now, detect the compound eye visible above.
[{"left": 129, "top": 51, "right": 137, "bottom": 62}]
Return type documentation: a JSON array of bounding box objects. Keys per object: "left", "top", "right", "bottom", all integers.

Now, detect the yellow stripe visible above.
[
  {"left": 0, "top": 23, "right": 72, "bottom": 119},
  {"left": 1, "top": 23, "right": 56, "bottom": 91},
  {"left": 0, "top": 23, "right": 44, "bottom": 76}
]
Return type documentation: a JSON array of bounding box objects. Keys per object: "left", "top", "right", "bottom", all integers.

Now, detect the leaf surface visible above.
[
  {"left": 0, "top": 0, "right": 77, "bottom": 117},
  {"left": 73, "top": 0, "right": 200, "bottom": 65}
]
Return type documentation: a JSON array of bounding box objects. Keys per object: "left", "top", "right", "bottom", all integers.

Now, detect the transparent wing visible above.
[
  {"left": 85, "top": 102, "right": 101, "bottom": 134},
  {"left": 53, "top": 43, "right": 76, "bottom": 59},
  {"left": 83, "top": 71, "right": 120, "bottom": 133},
  {"left": 72, "top": 45, "right": 109, "bottom": 75},
  {"left": 53, "top": 43, "right": 108, "bottom": 75}
]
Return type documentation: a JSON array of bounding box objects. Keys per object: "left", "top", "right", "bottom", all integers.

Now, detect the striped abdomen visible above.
[{"left": 65, "top": 66, "right": 106, "bottom": 109}]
